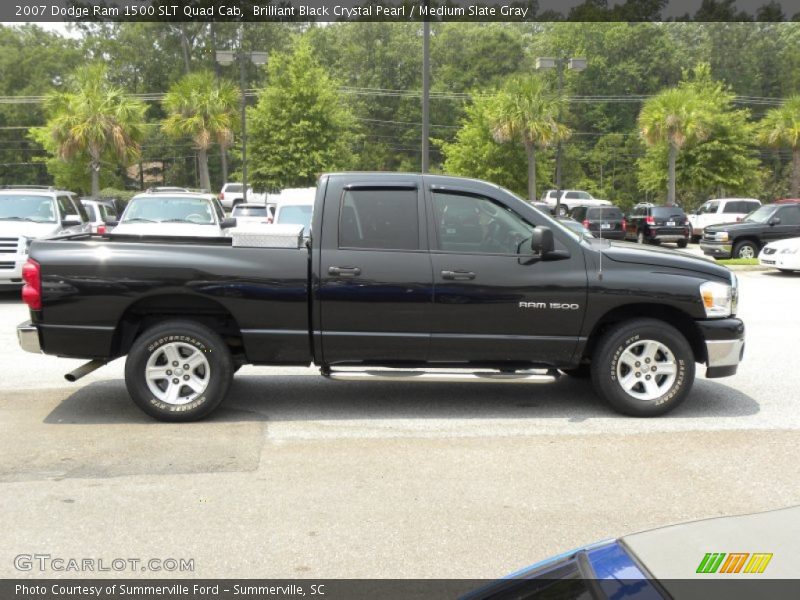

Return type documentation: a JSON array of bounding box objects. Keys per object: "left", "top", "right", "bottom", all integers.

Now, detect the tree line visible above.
[{"left": 1, "top": 20, "right": 800, "bottom": 208}]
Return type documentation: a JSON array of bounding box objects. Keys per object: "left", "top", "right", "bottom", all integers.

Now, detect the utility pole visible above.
[{"left": 421, "top": 1, "right": 430, "bottom": 173}]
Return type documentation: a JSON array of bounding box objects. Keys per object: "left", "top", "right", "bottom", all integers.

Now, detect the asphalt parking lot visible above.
[{"left": 0, "top": 264, "right": 798, "bottom": 579}]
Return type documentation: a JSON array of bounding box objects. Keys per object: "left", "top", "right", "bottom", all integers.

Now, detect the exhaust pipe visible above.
[{"left": 65, "top": 359, "right": 107, "bottom": 382}]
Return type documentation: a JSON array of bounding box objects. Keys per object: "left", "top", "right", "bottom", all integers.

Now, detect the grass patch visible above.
[{"left": 717, "top": 258, "right": 759, "bottom": 266}]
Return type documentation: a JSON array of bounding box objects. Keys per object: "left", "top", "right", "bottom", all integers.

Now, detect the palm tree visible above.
[
  {"left": 489, "top": 76, "right": 570, "bottom": 202},
  {"left": 759, "top": 96, "right": 800, "bottom": 197},
  {"left": 638, "top": 87, "right": 712, "bottom": 206},
  {"left": 162, "top": 70, "right": 240, "bottom": 192},
  {"left": 43, "top": 64, "right": 147, "bottom": 197}
]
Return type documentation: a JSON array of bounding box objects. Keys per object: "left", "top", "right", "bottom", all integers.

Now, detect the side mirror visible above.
[
  {"left": 768, "top": 217, "right": 781, "bottom": 226},
  {"left": 530, "top": 226, "right": 555, "bottom": 256},
  {"left": 221, "top": 217, "right": 237, "bottom": 229},
  {"left": 61, "top": 215, "right": 81, "bottom": 226}
]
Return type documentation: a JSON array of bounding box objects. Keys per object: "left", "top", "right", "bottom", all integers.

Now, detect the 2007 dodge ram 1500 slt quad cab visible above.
[{"left": 16, "top": 173, "right": 745, "bottom": 421}]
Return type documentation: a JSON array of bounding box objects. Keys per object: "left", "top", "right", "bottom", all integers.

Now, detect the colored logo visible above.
[{"left": 696, "top": 553, "right": 773, "bottom": 574}]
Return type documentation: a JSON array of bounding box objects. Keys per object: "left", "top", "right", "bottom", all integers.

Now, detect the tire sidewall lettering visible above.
[
  {"left": 610, "top": 333, "right": 685, "bottom": 406},
  {"left": 144, "top": 335, "right": 210, "bottom": 412}
]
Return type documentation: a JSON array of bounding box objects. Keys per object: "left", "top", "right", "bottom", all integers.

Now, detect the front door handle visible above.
[
  {"left": 328, "top": 266, "right": 361, "bottom": 277},
  {"left": 441, "top": 270, "right": 476, "bottom": 280}
]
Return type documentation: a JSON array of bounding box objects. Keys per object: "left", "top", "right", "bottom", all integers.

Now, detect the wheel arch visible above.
[
  {"left": 581, "top": 303, "right": 706, "bottom": 365},
  {"left": 110, "top": 294, "right": 245, "bottom": 360}
]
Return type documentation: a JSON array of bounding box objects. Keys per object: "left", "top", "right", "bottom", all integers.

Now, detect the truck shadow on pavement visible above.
[
  {"left": 44, "top": 374, "right": 760, "bottom": 425},
  {"left": 0, "top": 290, "right": 21, "bottom": 304}
]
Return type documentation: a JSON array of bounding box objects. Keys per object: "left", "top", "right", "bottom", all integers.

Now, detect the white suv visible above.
[
  {"left": 218, "top": 183, "right": 254, "bottom": 211},
  {"left": 541, "top": 189, "right": 612, "bottom": 216},
  {"left": 0, "top": 186, "right": 90, "bottom": 288},
  {"left": 687, "top": 197, "right": 762, "bottom": 241}
]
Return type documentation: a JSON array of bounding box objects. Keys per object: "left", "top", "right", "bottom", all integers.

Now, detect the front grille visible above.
[
  {"left": 0, "top": 261, "right": 15, "bottom": 270},
  {"left": 763, "top": 247, "right": 777, "bottom": 255},
  {"left": 0, "top": 237, "right": 19, "bottom": 254}
]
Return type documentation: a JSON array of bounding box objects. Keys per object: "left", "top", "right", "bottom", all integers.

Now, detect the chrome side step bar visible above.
[{"left": 323, "top": 368, "right": 559, "bottom": 384}]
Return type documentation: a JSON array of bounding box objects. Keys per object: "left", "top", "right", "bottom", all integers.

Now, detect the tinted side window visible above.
[
  {"left": 571, "top": 207, "right": 586, "bottom": 220},
  {"left": 432, "top": 191, "right": 534, "bottom": 254},
  {"left": 71, "top": 197, "right": 90, "bottom": 222},
  {"left": 722, "top": 202, "right": 739, "bottom": 213},
  {"left": 339, "top": 188, "right": 419, "bottom": 250},
  {"left": 777, "top": 206, "right": 800, "bottom": 225},
  {"left": 565, "top": 191, "right": 578, "bottom": 199},
  {"left": 56, "top": 196, "right": 77, "bottom": 219}
]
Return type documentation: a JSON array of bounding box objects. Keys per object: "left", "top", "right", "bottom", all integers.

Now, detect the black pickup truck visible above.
[{"left": 17, "top": 173, "right": 745, "bottom": 421}]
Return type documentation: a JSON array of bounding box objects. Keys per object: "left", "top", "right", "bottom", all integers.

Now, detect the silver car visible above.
[{"left": 1, "top": 186, "right": 90, "bottom": 288}]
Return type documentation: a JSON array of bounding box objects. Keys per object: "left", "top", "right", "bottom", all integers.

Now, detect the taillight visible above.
[
  {"left": 21, "top": 259, "right": 41, "bottom": 310},
  {"left": 218, "top": 193, "right": 224, "bottom": 200},
  {"left": 97, "top": 224, "right": 106, "bottom": 235},
  {"left": 645, "top": 216, "right": 655, "bottom": 225},
  {"left": 622, "top": 219, "right": 627, "bottom": 230},
  {"left": 267, "top": 217, "right": 273, "bottom": 224},
  {"left": 582, "top": 220, "right": 590, "bottom": 228}
]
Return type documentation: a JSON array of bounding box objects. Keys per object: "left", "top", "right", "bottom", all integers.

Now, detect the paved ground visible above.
[{"left": 0, "top": 265, "right": 798, "bottom": 579}]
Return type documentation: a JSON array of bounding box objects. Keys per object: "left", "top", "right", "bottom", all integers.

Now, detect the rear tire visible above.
[
  {"left": 676, "top": 239, "right": 688, "bottom": 248},
  {"left": 591, "top": 319, "right": 695, "bottom": 417},
  {"left": 124, "top": 320, "right": 233, "bottom": 422}
]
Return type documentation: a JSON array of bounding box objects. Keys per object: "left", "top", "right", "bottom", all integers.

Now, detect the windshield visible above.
[
  {"left": 0, "top": 194, "right": 57, "bottom": 223},
  {"left": 233, "top": 206, "right": 268, "bottom": 217},
  {"left": 277, "top": 204, "right": 312, "bottom": 234},
  {"left": 743, "top": 205, "right": 777, "bottom": 223},
  {"left": 122, "top": 196, "right": 216, "bottom": 224}
]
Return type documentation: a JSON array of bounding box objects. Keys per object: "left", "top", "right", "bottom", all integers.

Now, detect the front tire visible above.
[
  {"left": 676, "top": 239, "right": 688, "bottom": 248},
  {"left": 124, "top": 320, "right": 234, "bottom": 421},
  {"left": 733, "top": 240, "right": 758, "bottom": 259},
  {"left": 591, "top": 319, "right": 695, "bottom": 417}
]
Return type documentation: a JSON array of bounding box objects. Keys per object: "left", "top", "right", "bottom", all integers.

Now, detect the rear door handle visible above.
[
  {"left": 441, "top": 270, "right": 476, "bottom": 280},
  {"left": 328, "top": 266, "right": 361, "bottom": 277}
]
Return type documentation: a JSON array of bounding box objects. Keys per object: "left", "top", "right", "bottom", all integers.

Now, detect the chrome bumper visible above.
[
  {"left": 706, "top": 338, "right": 744, "bottom": 368},
  {"left": 17, "top": 321, "right": 41, "bottom": 354}
]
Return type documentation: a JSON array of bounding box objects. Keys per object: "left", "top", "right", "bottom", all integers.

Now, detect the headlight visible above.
[
  {"left": 714, "top": 231, "right": 729, "bottom": 242},
  {"left": 700, "top": 280, "right": 733, "bottom": 318},
  {"left": 780, "top": 247, "right": 799, "bottom": 254}
]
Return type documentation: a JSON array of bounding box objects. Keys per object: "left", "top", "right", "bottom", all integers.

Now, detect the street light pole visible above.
[
  {"left": 216, "top": 29, "right": 266, "bottom": 200},
  {"left": 554, "top": 60, "right": 565, "bottom": 217},
  {"left": 535, "top": 55, "right": 586, "bottom": 216},
  {"left": 238, "top": 25, "right": 248, "bottom": 197},
  {"left": 421, "top": 2, "right": 430, "bottom": 173}
]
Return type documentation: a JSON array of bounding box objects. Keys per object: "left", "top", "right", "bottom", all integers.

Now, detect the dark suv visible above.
[
  {"left": 625, "top": 203, "right": 691, "bottom": 247},
  {"left": 570, "top": 205, "right": 626, "bottom": 240},
  {"left": 700, "top": 202, "right": 800, "bottom": 259}
]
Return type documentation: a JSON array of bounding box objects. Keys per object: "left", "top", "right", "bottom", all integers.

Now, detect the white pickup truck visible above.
[
  {"left": 541, "top": 189, "right": 612, "bottom": 216},
  {"left": 687, "top": 198, "right": 761, "bottom": 241}
]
